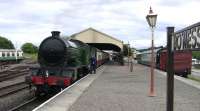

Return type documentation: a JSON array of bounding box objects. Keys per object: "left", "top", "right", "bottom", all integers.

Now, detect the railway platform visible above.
[{"left": 34, "top": 62, "right": 200, "bottom": 111}]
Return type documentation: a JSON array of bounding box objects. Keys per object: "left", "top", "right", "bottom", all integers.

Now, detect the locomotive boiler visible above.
[{"left": 28, "top": 31, "right": 109, "bottom": 95}]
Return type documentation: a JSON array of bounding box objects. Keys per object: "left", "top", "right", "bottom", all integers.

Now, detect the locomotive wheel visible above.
[
  {"left": 77, "top": 68, "right": 84, "bottom": 79},
  {"left": 35, "top": 85, "right": 46, "bottom": 97},
  {"left": 57, "top": 80, "right": 65, "bottom": 92},
  {"left": 35, "top": 88, "right": 42, "bottom": 97}
]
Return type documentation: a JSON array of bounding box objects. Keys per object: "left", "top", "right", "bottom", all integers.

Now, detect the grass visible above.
[
  {"left": 23, "top": 53, "right": 38, "bottom": 61},
  {"left": 188, "top": 75, "right": 200, "bottom": 83}
]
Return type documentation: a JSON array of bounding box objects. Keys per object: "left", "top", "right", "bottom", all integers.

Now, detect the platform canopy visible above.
[{"left": 71, "top": 28, "right": 123, "bottom": 52}]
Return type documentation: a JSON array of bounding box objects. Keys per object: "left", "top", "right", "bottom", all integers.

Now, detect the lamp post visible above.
[
  {"left": 146, "top": 7, "right": 157, "bottom": 97},
  {"left": 130, "top": 52, "right": 133, "bottom": 72},
  {"left": 128, "top": 42, "right": 130, "bottom": 66}
]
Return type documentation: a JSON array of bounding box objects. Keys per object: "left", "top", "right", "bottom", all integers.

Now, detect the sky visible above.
[{"left": 0, "top": 0, "right": 200, "bottom": 49}]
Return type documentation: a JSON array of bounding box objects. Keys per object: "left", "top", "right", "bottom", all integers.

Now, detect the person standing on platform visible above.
[{"left": 90, "top": 56, "right": 97, "bottom": 74}]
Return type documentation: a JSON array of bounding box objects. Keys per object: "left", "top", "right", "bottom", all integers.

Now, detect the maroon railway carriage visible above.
[
  {"left": 138, "top": 47, "right": 192, "bottom": 77},
  {"left": 96, "top": 49, "right": 109, "bottom": 67},
  {"left": 157, "top": 49, "right": 192, "bottom": 77}
]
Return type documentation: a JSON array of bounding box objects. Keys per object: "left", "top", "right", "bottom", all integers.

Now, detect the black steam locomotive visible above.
[{"left": 27, "top": 31, "right": 109, "bottom": 95}]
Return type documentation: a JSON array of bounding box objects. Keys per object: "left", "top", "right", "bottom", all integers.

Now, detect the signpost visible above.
[
  {"left": 167, "top": 22, "right": 200, "bottom": 111},
  {"left": 174, "top": 22, "right": 200, "bottom": 51},
  {"left": 167, "top": 27, "right": 174, "bottom": 111}
]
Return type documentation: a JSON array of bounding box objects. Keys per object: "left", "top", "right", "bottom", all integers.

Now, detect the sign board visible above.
[{"left": 174, "top": 22, "right": 200, "bottom": 50}]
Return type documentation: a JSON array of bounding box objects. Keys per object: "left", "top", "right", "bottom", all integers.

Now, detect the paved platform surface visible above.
[
  {"left": 34, "top": 63, "right": 200, "bottom": 111},
  {"left": 68, "top": 64, "right": 200, "bottom": 111}
]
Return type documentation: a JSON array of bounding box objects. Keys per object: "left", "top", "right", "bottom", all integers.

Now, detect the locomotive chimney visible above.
[{"left": 51, "top": 31, "right": 60, "bottom": 37}]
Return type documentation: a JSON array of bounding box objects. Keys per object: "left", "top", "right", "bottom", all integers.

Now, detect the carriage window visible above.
[
  {"left": 7, "top": 53, "right": 10, "bottom": 57},
  {"left": 17, "top": 53, "right": 19, "bottom": 56},
  {"left": 2, "top": 52, "right": 5, "bottom": 57},
  {"left": 12, "top": 52, "right": 15, "bottom": 56}
]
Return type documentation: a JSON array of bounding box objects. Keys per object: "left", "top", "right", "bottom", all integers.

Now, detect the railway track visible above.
[
  {"left": 7, "top": 65, "right": 104, "bottom": 111},
  {"left": 10, "top": 73, "right": 92, "bottom": 111},
  {"left": 0, "top": 67, "right": 29, "bottom": 82},
  {"left": 0, "top": 62, "right": 15, "bottom": 70},
  {"left": 0, "top": 82, "right": 29, "bottom": 98}
]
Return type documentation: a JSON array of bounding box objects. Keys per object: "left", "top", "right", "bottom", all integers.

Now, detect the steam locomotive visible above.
[{"left": 27, "top": 31, "right": 109, "bottom": 95}]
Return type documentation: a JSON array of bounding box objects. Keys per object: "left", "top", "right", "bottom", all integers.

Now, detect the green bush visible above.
[
  {"left": 192, "top": 51, "right": 200, "bottom": 60},
  {"left": 21, "top": 43, "right": 38, "bottom": 54}
]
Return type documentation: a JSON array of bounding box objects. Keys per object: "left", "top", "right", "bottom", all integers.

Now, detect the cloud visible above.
[{"left": 0, "top": 0, "right": 200, "bottom": 49}]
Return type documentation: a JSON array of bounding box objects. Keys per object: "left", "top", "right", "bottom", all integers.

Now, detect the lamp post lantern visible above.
[{"left": 146, "top": 7, "right": 157, "bottom": 97}]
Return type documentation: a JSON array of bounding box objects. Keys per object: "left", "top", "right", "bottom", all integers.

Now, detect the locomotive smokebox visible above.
[
  {"left": 51, "top": 31, "right": 60, "bottom": 37},
  {"left": 38, "top": 31, "right": 67, "bottom": 66}
]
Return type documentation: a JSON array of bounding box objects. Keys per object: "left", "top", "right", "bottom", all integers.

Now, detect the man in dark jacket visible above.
[{"left": 90, "top": 56, "right": 97, "bottom": 74}]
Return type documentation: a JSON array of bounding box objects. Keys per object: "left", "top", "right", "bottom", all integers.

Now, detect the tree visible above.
[
  {"left": 21, "top": 43, "right": 38, "bottom": 54},
  {"left": 123, "top": 44, "right": 128, "bottom": 56},
  {"left": 123, "top": 44, "right": 132, "bottom": 56},
  {"left": 0, "top": 36, "right": 14, "bottom": 49},
  {"left": 192, "top": 51, "right": 200, "bottom": 60}
]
